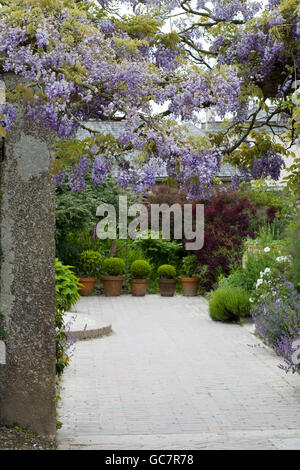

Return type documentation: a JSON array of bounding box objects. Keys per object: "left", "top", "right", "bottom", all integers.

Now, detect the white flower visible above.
[
  {"left": 264, "top": 247, "right": 270, "bottom": 253},
  {"left": 276, "top": 256, "right": 291, "bottom": 263},
  {"left": 260, "top": 271, "right": 264, "bottom": 278},
  {"left": 292, "top": 88, "right": 300, "bottom": 106},
  {"left": 256, "top": 279, "right": 263, "bottom": 288},
  {"left": 264, "top": 268, "right": 271, "bottom": 274},
  {"left": 249, "top": 298, "right": 254, "bottom": 303}
]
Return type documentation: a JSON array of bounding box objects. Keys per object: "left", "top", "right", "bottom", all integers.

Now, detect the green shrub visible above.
[
  {"left": 55, "top": 259, "right": 81, "bottom": 378},
  {"left": 218, "top": 267, "right": 250, "bottom": 291},
  {"left": 102, "top": 257, "right": 125, "bottom": 276},
  {"left": 256, "top": 223, "right": 282, "bottom": 245},
  {"left": 130, "top": 260, "right": 152, "bottom": 279},
  {"left": 55, "top": 174, "right": 142, "bottom": 265},
  {"left": 56, "top": 259, "right": 81, "bottom": 312},
  {"left": 133, "top": 234, "right": 183, "bottom": 268},
  {"left": 126, "top": 246, "right": 147, "bottom": 267},
  {"left": 57, "top": 229, "right": 103, "bottom": 272},
  {"left": 157, "top": 264, "right": 176, "bottom": 279},
  {"left": 290, "top": 217, "right": 300, "bottom": 291},
  {"left": 219, "top": 247, "right": 284, "bottom": 293},
  {"left": 117, "top": 242, "right": 148, "bottom": 269},
  {"left": 209, "top": 287, "right": 251, "bottom": 322},
  {"left": 80, "top": 250, "right": 102, "bottom": 277},
  {"left": 181, "top": 255, "right": 197, "bottom": 277}
]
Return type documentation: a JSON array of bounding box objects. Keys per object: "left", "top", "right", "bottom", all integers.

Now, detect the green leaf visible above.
[{"left": 0, "top": 125, "right": 6, "bottom": 138}]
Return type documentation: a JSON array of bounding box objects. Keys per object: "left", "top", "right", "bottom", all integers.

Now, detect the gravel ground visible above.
[{"left": 0, "top": 425, "right": 56, "bottom": 450}]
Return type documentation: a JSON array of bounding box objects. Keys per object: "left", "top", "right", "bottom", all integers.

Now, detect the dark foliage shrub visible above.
[
  {"left": 209, "top": 287, "right": 251, "bottom": 322},
  {"left": 130, "top": 260, "right": 152, "bottom": 279},
  {"left": 266, "top": 205, "right": 277, "bottom": 224},
  {"left": 157, "top": 264, "right": 177, "bottom": 279},
  {"left": 102, "top": 257, "right": 125, "bottom": 276},
  {"left": 146, "top": 184, "right": 186, "bottom": 206},
  {"left": 192, "top": 190, "right": 259, "bottom": 291}
]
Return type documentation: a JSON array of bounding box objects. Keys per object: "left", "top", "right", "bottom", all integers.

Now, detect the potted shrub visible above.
[
  {"left": 130, "top": 260, "right": 151, "bottom": 297},
  {"left": 157, "top": 264, "right": 177, "bottom": 297},
  {"left": 78, "top": 250, "right": 102, "bottom": 296},
  {"left": 179, "top": 255, "right": 199, "bottom": 296},
  {"left": 101, "top": 257, "right": 125, "bottom": 296}
]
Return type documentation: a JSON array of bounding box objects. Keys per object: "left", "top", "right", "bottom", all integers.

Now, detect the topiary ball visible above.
[
  {"left": 157, "top": 264, "right": 176, "bottom": 279},
  {"left": 102, "top": 257, "right": 125, "bottom": 276},
  {"left": 130, "top": 260, "right": 151, "bottom": 279}
]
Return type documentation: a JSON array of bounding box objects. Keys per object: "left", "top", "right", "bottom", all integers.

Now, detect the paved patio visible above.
[{"left": 57, "top": 295, "right": 300, "bottom": 450}]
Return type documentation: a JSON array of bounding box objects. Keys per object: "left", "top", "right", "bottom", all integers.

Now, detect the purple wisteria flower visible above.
[
  {"left": 53, "top": 170, "right": 66, "bottom": 186},
  {"left": 1, "top": 0, "right": 299, "bottom": 197},
  {"left": 251, "top": 150, "right": 285, "bottom": 181},
  {"left": 91, "top": 154, "right": 113, "bottom": 186},
  {"left": 0, "top": 104, "right": 16, "bottom": 131},
  {"left": 68, "top": 171, "right": 86, "bottom": 191}
]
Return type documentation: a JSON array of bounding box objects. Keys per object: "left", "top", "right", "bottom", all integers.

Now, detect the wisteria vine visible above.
[{"left": 0, "top": 0, "right": 299, "bottom": 196}]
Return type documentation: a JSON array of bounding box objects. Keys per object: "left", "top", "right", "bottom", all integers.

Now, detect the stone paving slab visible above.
[
  {"left": 58, "top": 429, "right": 300, "bottom": 450},
  {"left": 57, "top": 295, "right": 300, "bottom": 450}
]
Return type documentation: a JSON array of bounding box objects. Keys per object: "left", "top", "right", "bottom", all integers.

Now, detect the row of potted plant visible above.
[
  {"left": 77, "top": 251, "right": 202, "bottom": 297},
  {"left": 155, "top": 257, "right": 202, "bottom": 297}
]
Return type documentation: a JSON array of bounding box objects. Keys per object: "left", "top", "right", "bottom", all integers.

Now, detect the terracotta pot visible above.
[
  {"left": 158, "top": 278, "right": 176, "bottom": 297},
  {"left": 101, "top": 276, "right": 124, "bottom": 297},
  {"left": 79, "top": 277, "right": 97, "bottom": 296},
  {"left": 130, "top": 279, "right": 148, "bottom": 297},
  {"left": 180, "top": 277, "right": 199, "bottom": 296}
]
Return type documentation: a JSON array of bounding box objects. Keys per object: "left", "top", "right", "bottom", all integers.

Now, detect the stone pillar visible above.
[{"left": 0, "top": 74, "right": 56, "bottom": 438}]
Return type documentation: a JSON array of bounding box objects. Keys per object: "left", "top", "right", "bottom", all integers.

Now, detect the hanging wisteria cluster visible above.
[
  {"left": 231, "top": 149, "right": 286, "bottom": 190},
  {"left": 0, "top": 0, "right": 299, "bottom": 196}
]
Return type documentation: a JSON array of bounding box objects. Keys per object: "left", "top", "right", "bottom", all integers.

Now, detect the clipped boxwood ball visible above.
[
  {"left": 130, "top": 260, "right": 151, "bottom": 279},
  {"left": 102, "top": 257, "right": 125, "bottom": 276},
  {"left": 157, "top": 264, "right": 176, "bottom": 279}
]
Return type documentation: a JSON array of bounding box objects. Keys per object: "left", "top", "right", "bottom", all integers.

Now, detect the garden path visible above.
[{"left": 57, "top": 295, "right": 300, "bottom": 450}]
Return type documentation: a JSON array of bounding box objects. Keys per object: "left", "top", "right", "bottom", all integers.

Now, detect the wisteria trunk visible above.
[{"left": 0, "top": 74, "right": 56, "bottom": 438}]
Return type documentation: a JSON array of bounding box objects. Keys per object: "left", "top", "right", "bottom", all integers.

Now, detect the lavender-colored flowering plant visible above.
[{"left": 251, "top": 278, "right": 300, "bottom": 375}]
